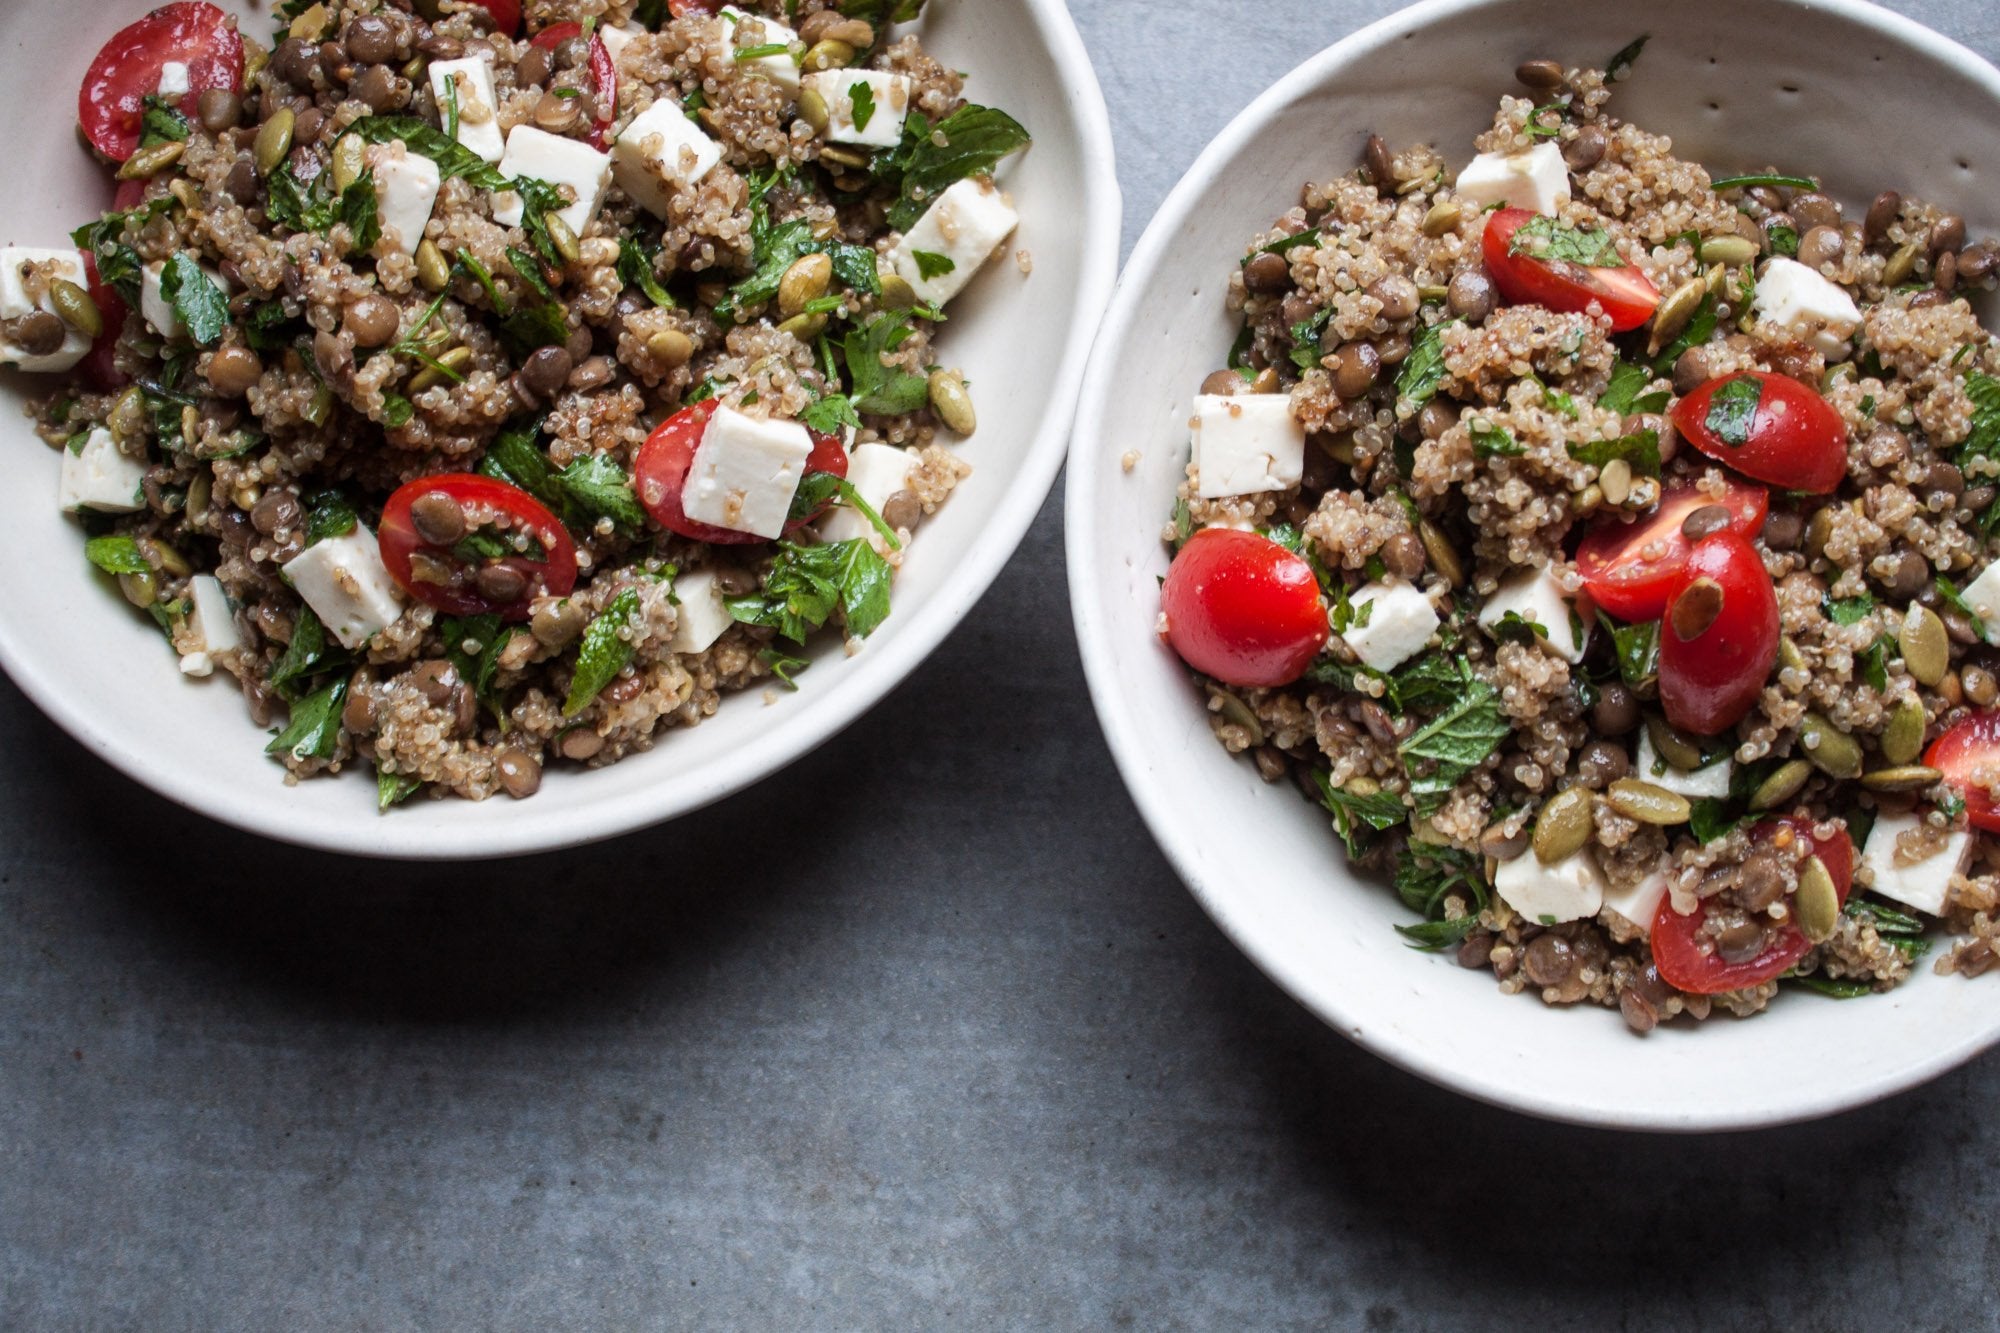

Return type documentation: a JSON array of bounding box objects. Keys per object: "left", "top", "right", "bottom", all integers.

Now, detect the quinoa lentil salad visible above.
[
  {"left": 1156, "top": 39, "right": 2000, "bottom": 1032},
  {"left": 10, "top": 0, "right": 1029, "bottom": 805}
]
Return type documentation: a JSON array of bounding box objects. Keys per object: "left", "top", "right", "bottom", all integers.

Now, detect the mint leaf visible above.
[
  {"left": 83, "top": 535, "right": 150, "bottom": 576},
  {"left": 1605, "top": 34, "right": 1649, "bottom": 82},
  {"left": 161, "top": 253, "right": 229, "bottom": 347},
  {"left": 843, "top": 311, "right": 929, "bottom": 415},
  {"left": 1395, "top": 317, "right": 1459, "bottom": 407},
  {"left": 1469, "top": 418, "right": 1523, "bottom": 459},
  {"left": 617, "top": 234, "right": 675, "bottom": 308},
  {"left": 1610, "top": 619, "right": 1660, "bottom": 689},
  {"left": 1394, "top": 842, "right": 1484, "bottom": 919},
  {"left": 139, "top": 94, "right": 190, "bottom": 149},
  {"left": 1508, "top": 215, "right": 1624, "bottom": 267},
  {"left": 1649, "top": 288, "right": 1719, "bottom": 376},
  {"left": 557, "top": 452, "right": 647, "bottom": 534},
  {"left": 378, "top": 767, "right": 424, "bottom": 810},
  {"left": 1598, "top": 359, "right": 1669, "bottom": 415},
  {"left": 342, "top": 115, "right": 509, "bottom": 190},
  {"left": 1824, "top": 592, "right": 1875, "bottom": 626},
  {"left": 879, "top": 105, "right": 1031, "bottom": 233},
  {"left": 265, "top": 161, "right": 342, "bottom": 233},
  {"left": 1936, "top": 574, "right": 1988, "bottom": 642},
  {"left": 268, "top": 606, "right": 350, "bottom": 700},
  {"left": 341, "top": 168, "right": 381, "bottom": 254},
  {"left": 1705, "top": 374, "right": 1763, "bottom": 446},
  {"left": 1955, "top": 371, "right": 2000, "bottom": 472},
  {"left": 564, "top": 589, "right": 640, "bottom": 715},
  {"left": 266, "top": 677, "right": 348, "bottom": 761},
  {"left": 1399, "top": 675, "right": 1510, "bottom": 812},
  {"left": 1314, "top": 770, "right": 1406, "bottom": 858},
  {"left": 1568, "top": 428, "right": 1661, "bottom": 477},
  {"left": 726, "top": 537, "right": 895, "bottom": 642}
]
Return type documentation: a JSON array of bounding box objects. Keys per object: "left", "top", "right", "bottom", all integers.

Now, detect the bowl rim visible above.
[
  {"left": 1066, "top": 0, "right": 2000, "bottom": 1131},
  {"left": 0, "top": 0, "right": 1121, "bottom": 861}
]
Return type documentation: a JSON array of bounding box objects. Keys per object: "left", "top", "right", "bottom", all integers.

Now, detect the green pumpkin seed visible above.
[
  {"left": 141, "top": 537, "right": 192, "bottom": 578},
  {"left": 1319, "top": 432, "right": 1357, "bottom": 464},
  {"left": 1647, "top": 276, "right": 1707, "bottom": 354},
  {"left": 928, "top": 369, "right": 976, "bottom": 435},
  {"left": 1346, "top": 774, "right": 1381, "bottom": 797},
  {"left": 798, "top": 86, "right": 830, "bottom": 134},
  {"left": 1417, "top": 284, "right": 1451, "bottom": 302},
  {"left": 777, "top": 252, "right": 833, "bottom": 319},
  {"left": 878, "top": 272, "right": 918, "bottom": 309},
  {"left": 1804, "top": 506, "right": 1836, "bottom": 558},
  {"left": 414, "top": 239, "right": 451, "bottom": 293},
  {"left": 117, "top": 139, "right": 185, "bottom": 181},
  {"left": 331, "top": 133, "right": 366, "bottom": 194},
  {"left": 1572, "top": 482, "right": 1604, "bottom": 515},
  {"left": 818, "top": 144, "right": 869, "bottom": 170},
  {"left": 288, "top": 1, "right": 329, "bottom": 40},
  {"left": 1699, "top": 234, "right": 1759, "bottom": 267},
  {"left": 107, "top": 385, "right": 147, "bottom": 444},
  {"left": 647, "top": 328, "right": 694, "bottom": 369},
  {"left": 1606, "top": 778, "right": 1692, "bottom": 826},
  {"left": 407, "top": 344, "right": 472, "bottom": 393},
  {"left": 1669, "top": 575, "right": 1725, "bottom": 640},
  {"left": 1884, "top": 242, "right": 1920, "bottom": 286},
  {"left": 118, "top": 569, "right": 157, "bottom": 609},
  {"left": 1749, "top": 759, "right": 1813, "bottom": 811},
  {"left": 254, "top": 108, "right": 296, "bottom": 178},
  {"left": 1417, "top": 519, "right": 1463, "bottom": 588},
  {"left": 1778, "top": 636, "right": 1806, "bottom": 672},
  {"left": 302, "top": 380, "right": 333, "bottom": 427},
  {"left": 543, "top": 211, "right": 581, "bottom": 265},
  {"left": 1859, "top": 764, "right": 1943, "bottom": 792},
  {"left": 1881, "top": 694, "right": 1928, "bottom": 765},
  {"left": 168, "top": 178, "right": 202, "bottom": 214},
  {"left": 776, "top": 311, "right": 828, "bottom": 340},
  {"left": 1899, "top": 604, "right": 1950, "bottom": 686},
  {"left": 1213, "top": 690, "right": 1265, "bottom": 747},
  {"left": 1799, "top": 712, "right": 1863, "bottom": 779},
  {"left": 801, "top": 38, "right": 856, "bottom": 71},
  {"left": 1421, "top": 200, "right": 1461, "bottom": 237},
  {"left": 1599, "top": 457, "right": 1632, "bottom": 506},
  {"left": 186, "top": 471, "right": 212, "bottom": 522},
  {"left": 1645, "top": 715, "right": 1706, "bottom": 772},
  {"left": 1795, "top": 855, "right": 1840, "bottom": 944},
  {"left": 49, "top": 278, "right": 101, "bottom": 339},
  {"left": 1532, "top": 787, "right": 1594, "bottom": 865}
]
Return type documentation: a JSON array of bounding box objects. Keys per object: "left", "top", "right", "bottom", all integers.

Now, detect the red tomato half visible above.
[
  {"left": 530, "top": 21, "right": 617, "bottom": 148},
  {"left": 1575, "top": 479, "right": 1768, "bottom": 622},
  {"left": 1481, "top": 208, "right": 1661, "bottom": 333},
  {"left": 467, "top": 0, "right": 522, "bottom": 36},
  {"left": 78, "top": 254, "right": 130, "bottom": 393},
  {"left": 1160, "top": 529, "right": 1329, "bottom": 689},
  {"left": 1652, "top": 816, "right": 1854, "bottom": 994},
  {"left": 1926, "top": 711, "right": 2000, "bottom": 834},
  {"left": 634, "top": 402, "right": 848, "bottom": 545},
  {"left": 79, "top": 2, "right": 243, "bottom": 162},
  {"left": 379, "top": 474, "right": 578, "bottom": 621},
  {"left": 1657, "top": 530, "right": 1780, "bottom": 736},
  {"left": 1670, "top": 371, "right": 1848, "bottom": 494}
]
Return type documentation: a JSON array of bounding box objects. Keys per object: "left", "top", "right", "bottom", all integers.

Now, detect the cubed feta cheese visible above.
[
  {"left": 1858, "top": 810, "right": 1972, "bottom": 916},
  {"left": 1601, "top": 867, "right": 1670, "bottom": 934},
  {"left": 1476, "top": 563, "right": 1590, "bottom": 663},
  {"left": 157, "top": 60, "right": 190, "bottom": 96},
  {"left": 0, "top": 246, "right": 92, "bottom": 372},
  {"left": 610, "top": 100, "right": 722, "bottom": 220},
  {"left": 428, "top": 56, "right": 505, "bottom": 164},
  {"left": 1958, "top": 562, "right": 2000, "bottom": 647},
  {"left": 1634, "top": 727, "right": 1732, "bottom": 799},
  {"left": 1188, "top": 393, "right": 1305, "bottom": 499},
  {"left": 669, "top": 570, "right": 736, "bottom": 654},
  {"left": 718, "top": 7, "right": 800, "bottom": 95},
  {"left": 366, "top": 141, "right": 442, "bottom": 258},
  {"left": 818, "top": 441, "right": 912, "bottom": 546},
  {"left": 1339, "top": 580, "right": 1439, "bottom": 672},
  {"left": 58, "top": 427, "right": 147, "bottom": 514},
  {"left": 1751, "top": 256, "right": 1861, "bottom": 359},
  {"left": 889, "top": 176, "right": 1020, "bottom": 308},
  {"left": 1495, "top": 844, "right": 1607, "bottom": 925},
  {"left": 282, "top": 527, "right": 407, "bottom": 650},
  {"left": 681, "top": 407, "right": 813, "bottom": 539},
  {"left": 139, "top": 256, "right": 229, "bottom": 342},
  {"left": 802, "top": 69, "right": 911, "bottom": 149},
  {"left": 598, "top": 22, "right": 644, "bottom": 64},
  {"left": 179, "top": 574, "right": 241, "bottom": 677},
  {"left": 493, "top": 126, "right": 613, "bottom": 237},
  {"left": 1453, "top": 143, "right": 1571, "bottom": 215}
]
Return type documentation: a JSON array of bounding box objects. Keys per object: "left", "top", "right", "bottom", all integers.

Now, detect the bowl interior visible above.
[
  {"left": 1069, "top": 0, "right": 2000, "bottom": 1129},
  {"left": 0, "top": 0, "right": 1117, "bottom": 858}
]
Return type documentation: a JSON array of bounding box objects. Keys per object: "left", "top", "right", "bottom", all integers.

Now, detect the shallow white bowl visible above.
[
  {"left": 1069, "top": 0, "right": 2000, "bottom": 1130},
  {"left": 0, "top": 0, "right": 1118, "bottom": 859}
]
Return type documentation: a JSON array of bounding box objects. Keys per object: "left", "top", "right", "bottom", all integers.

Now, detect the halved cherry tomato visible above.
[
  {"left": 530, "top": 22, "right": 617, "bottom": 149},
  {"left": 379, "top": 474, "right": 577, "bottom": 621},
  {"left": 466, "top": 0, "right": 522, "bottom": 36},
  {"left": 1480, "top": 208, "right": 1660, "bottom": 333},
  {"left": 633, "top": 402, "right": 849, "bottom": 544},
  {"left": 1652, "top": 816, "right": 1853, "bottom": 994},
  {"left": 79, "top": 2, "right": 243, "bottom": 162},
  {"left": 1926, "top": 711, "right": 2000, "bottom": 834},
  {"left": 1160, "top": 529, "right": 1329, "bottom": 689},
  {"left": 1670, "top": 370, "right": 1848, "bottom": 493},
  {"left": 1657, "top": 530, "right": 1779, "bottom": 736},
  {"left": 1575, "top": 479, "right": 1768, "bottom": 622},
  {"left": 112, "top": 179, "right": 149, "bottom": 213},
  {"left": 78, "top": 254, "right": 130, "bottom": 393}
]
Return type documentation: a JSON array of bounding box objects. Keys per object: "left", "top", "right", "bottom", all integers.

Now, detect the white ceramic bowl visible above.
[
  {"left": 1069, "top": 0, "right": 2000, "bottom": 1130},
  {"left": 0, "top": 0, "right": 1118, "bottom": 859}
]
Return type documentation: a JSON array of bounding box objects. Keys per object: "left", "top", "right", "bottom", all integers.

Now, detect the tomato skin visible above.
[
  {"left": 1160, "top": 529, "right": 1329, "bottom": 689},
  {"left": 1657, "top": 531, "right": 1780, "bottom": 736},
  {"left": 466, "top": 0, "right": 522, "bottom": 36},
  {"left": 79, "top": 3, "right": 244, "bottom": 162},
  {"left": 529, "top": 22, "right": 616, "bottom": 148},
  {"left": 1670, "top": 371, "right": 1848, "bottom": 493},
  {"left": 1575, "top": 480, "right": 1769, "bottom": 622},
  {"left": 633, "top": 402, "right": 848, "bottom": 544},
  {"left": 1481, "top": 208, "right": 1661, "bottom": 333},
  {"left": 1652, "top": 816, "right": 1853, "bottom": 994},
  {"left": 1926, "top": 711, "right": 2000, "bottom": 833},
  {"left": 78, "top": 254, "right": 130, "bottom": 393},
  {"left": 378, "top": 474, "right": 577, "bottom": 621}
]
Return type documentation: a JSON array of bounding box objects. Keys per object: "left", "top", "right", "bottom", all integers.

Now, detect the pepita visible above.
[
  {"left": 49, "top": 278, "right": 101, "bottom": 339},
  {"left": 543, "top": 211, "right": 581, "bottom": 265},
  {"left": 1881, "top": 694, "right": 1928, "bottom": 765},
  {"left": 1749, "top": 758, "right": 1813, "bottom": 811},
  {"left": 928, "top": 369, "right": 976, "bottom": 435},
  {"left": 1859, "top": 764, "right": 1944, "bottom": 792},
  {"left": 1213, "top": 690, "right": 1265, "bottom": 747},
  {"left": 1699, "top": 234, "right": 1759, "bottom": 268},
  {"left": 1599, "top": 456, "right": 1632, "bottom": 506},
  {"left": 107, "top": 385, "right": 147, "bottom": 444},
  {"left": 878, "top": 272, "right": 918, "bottom": 309},
  {"left": 1795, "top": 855, "right": 1840, "bottom": 944},
  {"left": 117, "top": 570, "right": 157, "bottom": 609},
  {"left": 647, "top": 328, "right": 694, "bottom": 369},
  {"left": 798, "top": 86, "right": 830, "bottom": 134},
  {"left": 117, "top": 139, "right": 185, "bottom": 181},
  {"left": 414, "top": 239, "right": 452, "bottom": 293},
  {"left": 1899, "top": 603, "right": 1950, "bottom": 686},
  {"left": 254, "top": 108, "right": 295, "bottom": 178},
  {"left": 1799, "top": 712, "right": 1863, "bottom": 779},
  {"left": 818, "top": 144, "right": 870, "bottom": 170},
  {"left": 1884, "top": 242, "right": 1920, "bottom": 286},
  {"left": 1779, "top": 636, "right": 1806, "bottom": 672},
  {"left": 1531, "top": 786, "right": 1594, "bottom": 865},
  {"left": 407, "top": 344, "right": 472, "bottom": 393},
  {"left": 1606, "top": 778, "right": 1693, "bottom": 826},
  {"left": 1417, "top": 519, "right": 1463, "bottom": 588},
  {"left": 1647, "top": 276, "right": 1707, "bottom": 354},
  {"left": 1421, "top": 200, "right": 1462, "bottom": 237},
  {"left": 331, "top": 133, "right": 366, "bottom": 194},
  {"left": 777, "top": 252, "right": 833, "bottom": 319},
  {"left": 1669, "top": 575, "right": 1724, "bottom": 640},
  {"left": 801, "top": 38, "right": 856, "bottom": 72},
  {"left": 1645, "top": 714, "right": 1705, "bottom": 771}
]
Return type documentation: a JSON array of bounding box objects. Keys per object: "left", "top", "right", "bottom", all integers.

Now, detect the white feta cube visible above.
[
  {"left": 282, "top": 527, "right": 407, "bottom": 650},
  {"left": 818, "top": 441, "right": 912, "bottom": 546},
  {"left": 610, "top": 100, "right": 722, "bottom": 220},
  {"left": 1476, "top": 563, "right": 1590, "bottom": 663},
  {"left": 139, "top": 256, "right": 229, "bottom": 343},
  {"left": 1859, "top": 810, "right": 1972, "bottom": 916},
  {"left": 1338, "top": 580, "right": 1439, "bottom": 673},
  {"left": 179, "top": 574, "right": 241, "bottom": 677},
  {"left": 58, "top": 428, "right": 147, "bottom": 514},
  {"left": 157, "top": 60, "right": 191, "bottom": 96},
  {"left": 493, "top": 126, "right": 613, "bottom": 238},
  {"left": 0, "top": 246, "right": 92, "bottom": 372},
  {"left": 718, "top": 7, "right": 800, "bottom": 95},
  {"left": 1957, "top": 562, "right": 2000, "bottom": 647},
  {"left": 365, "top": 141, "right": 442, "bottom": 258},
  {"left": 428, "top": 56, "right": 505, "bottom": 164},
  {"left": 1633, "top": 728, "right": 1732, "bottom": 799},
  {"left": 681, "top": 406, "right": 813, "bottom": 539},
  {"left": 668, "top": 570, "right": 736, "bottom": 655},
  {"left": 1601, "top": 867, "right": 1670, "bottom": 934},
  {"left": 1188, "top": 393, "right": 1305, "bottom": 499},
  {"left": 889, "top": 176, "right": 1019, "bottom": 308},
  {"left": 1495, "top": 844, "right": 1607, "bottom": 925},
  {"left": 803, "top": 69, "right": 910, "bottom": 149},
  {"left": 598, "top": 22, "right": 644, "bottom": 64},
  {"left": 1453, "top": 143, "right": 1571, "bottom": 216},
  {"left": 1751, "top": 256, "right": 1861, "bottom": 359}
]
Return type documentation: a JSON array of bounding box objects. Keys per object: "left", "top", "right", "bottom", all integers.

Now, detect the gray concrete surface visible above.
[{"left": 6, "top": 1, "right": 2000, "bottom": 1328}]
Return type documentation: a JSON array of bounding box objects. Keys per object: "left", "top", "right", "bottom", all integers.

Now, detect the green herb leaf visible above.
[
  {"left": 1708, "top": 172, "right": 1818, "bottom": 192},
  {"left": 1598, "top": 359, "right": 1669, "bottom": 415},
  {"left": 910, "top": 248, "right": 956, "bottom": 281},
  {"left": 1955, "top": 371, "right": 2000, "bottom": 473},
  {"left": 759, "top": 646, "right": 812, "bottom": 689},
  {"left": 382, "top": 393, "right": 415, "bottom": 428},
  {"left": 835, "top": 0, "right": 925, "bottom": 25},
  {"left": 1399, "top": 675, "right": 1511, "bottom": 812},
  {"left": 1704, "top": 374, "right": 1763, "bottom": 446},
  {"left": 726, "top": 537, "right": 895, "bottom": 643},
  {"left": 138, "top": 94, "right": 190, "bottom": 149},
  {"left": 1858, "top": 632, "right": 1894, "bottom": 693},
  {"left": 304, "top": 488, "right": 359, "bottom": 544},
  {"left": 564, "top": 589, "right": 641, "bottom": 716},
  {"left": 1315, "top": 770, "right": 1407, "bottom": 858},
  {"left": 1824, "top": 592, "right": 1876, "bottom": 625},
  {"left": 1507, "top": 215, "right": 1624, "bottom": 267},
  {"left": 1395, "top": 317, "right": 1459, "bottom": 407},
  {"left": 557, "top": 452, "right": 648, "bottom": 535},
  {"left": 616, "top": 234, "right": 675, "bottom": 308},
  {"left": 847, "top": 78, "right": 877, "bottom": 132},
  {"left": 1649, "top": 287, "right": 1719, "bottom": 376},
  {"left": 1394, "top": 842, "right": 1485, "bottom": 919},
  {"left": 264, "top": 161, "right": 343, "bottom": 233},
  {"left": 880, "top": 105, "right": 1031, "bottom": 233},
  {"left": 266, "top": 677, "right": 349, "bottom": 761},
  {"left": 800, "top": 391, "right": 862, "bottom": 435},
  {"left": 342, "top": 115, "right": 510, "bottom": 190},
  {"left": 843, "top": 311, "right": 930, "bottom": 415},
  {"left": 1469, "top": 418, "right": 1523, "bottom": 459},
  {"left": 70, "top": 200, "right": 170, "bottom": 308},
  {"left": 83, "top": 534, "right": 150, "bottom": 575},
  {"left": 1688, "top": 797, "right": 1751, "bottom": 844},
  {"left": 1246, "top": 229, "right": 1319, "bottom": 263},
  {"left": 440, "top": 612, "right": 519, "bottom": 726},
  {"left": 268, "top": 607, "right": 350, "bottom": 700},
  {"left": 1387, "top": 653, "right": 1463, "bottom": 715},
  {"left": 160, "top": 253, "right": 229, "bottom": 347},
  {"left": 1767, "top": 224, "right": 1800, "bottom": 259},
  {"left": 1568, "top": 427, "right": 1662, "bottom": 478},
  {"left": 1170, "top": 497, "right": 1195, "bottom": 552},
  {"left": 377, "top": 767, "right": 424, "bottom": 810},
  {"left": 1394, "top": 916, "right": 1482, "bottom": 951},
  {"left": 341, "top": 168, "right": 381, "bottom": 254},
  {"left": 1936, "top": 574, "right": 1989, "bottom": 641},
  {"left": 1609, "top": 618, "right": 1660, "bottom": 689},
  {"left": 1605, "top": 33, "right": 1649, "bottom": 83}
]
